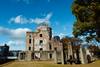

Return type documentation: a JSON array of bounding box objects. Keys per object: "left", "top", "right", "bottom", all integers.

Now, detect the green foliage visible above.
[{"left": 72, "top": 0, "right": 100, "bottom": 42}]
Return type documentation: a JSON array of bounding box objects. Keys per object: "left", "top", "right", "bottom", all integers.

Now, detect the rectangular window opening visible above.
[
  {"left": 29, "top": 47, "right": 31, "bottom": 51},
  {"left": 40, "top": 40, "right": 43, "bottom": 44},
  {"left": 29, "top": 39, "right": 31, "bottom": 44},
  {"left": 40, "top": 34, "right": 42, "bottom": 37},
  {"left": 49, "top": 54, "right": 52, "bottom": 59}
]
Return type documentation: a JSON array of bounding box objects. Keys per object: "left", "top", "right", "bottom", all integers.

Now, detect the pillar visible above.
[
  {"left": 68, "top": 42, "right": 73, "bottom": 59},
  {"left": 40, "top": 50, "right": 42, "bottom": 60},
  {"left": 26, "top": 51, "right": 32, "bottom": 61},
  {"left": 80, "top": 47, "right": 87, "bottom": 64},
  {"left": 54, "top": 48, "right": 57, "bottom": 63},
  {"left": 61, "top": 50, "right": 64, "bottom": 64},
  {"left": 61, "top": 43, "right": 64, "bottom": 64},
  {"left": 18, "top": 52, "right": 21, "bottom": 61}
]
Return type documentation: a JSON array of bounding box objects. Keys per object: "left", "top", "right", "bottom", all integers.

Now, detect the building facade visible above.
[
  {"left": 26, "top": 24, "right": 56, "bottom": 60},
  {"left": 18, "top": 23, "right": 93, "bottom": 64},
  {"left": 0, "top": 44, "right": 9, "bottom": 61},
  {"left": 26, "top": 24, "right": 52, "bottom": 51}
]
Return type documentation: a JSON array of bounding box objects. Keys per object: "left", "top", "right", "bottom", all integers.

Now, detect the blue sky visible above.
[{"left": 0, "top": 0, "right": 75, "bottom": 50}]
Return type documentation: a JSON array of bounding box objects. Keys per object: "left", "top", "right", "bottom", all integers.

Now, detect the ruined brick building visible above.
[
  {"left": 18, "top": 23, "right": 93, "bottom": 64},
  {"left": 26, "top": 23, "right": 54, "bottom": 60},
  {"left": 18, "top": 23, "right": 63, "bottom": 62}
]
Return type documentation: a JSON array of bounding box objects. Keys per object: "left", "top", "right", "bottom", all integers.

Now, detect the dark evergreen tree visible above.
[{"left": 72, "top": 0, "right": 100, "bottom": 42}]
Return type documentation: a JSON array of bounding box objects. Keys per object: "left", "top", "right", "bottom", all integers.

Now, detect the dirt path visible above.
[{"left": 0, "top": 60, "right": 100, "bottom": 67}]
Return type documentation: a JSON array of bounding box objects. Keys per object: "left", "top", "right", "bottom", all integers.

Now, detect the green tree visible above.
[{"left": 72, "top": 0, "right": 100, "bottom": 42}]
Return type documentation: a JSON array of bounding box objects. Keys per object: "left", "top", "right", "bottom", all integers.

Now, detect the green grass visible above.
[{"left": 1, "top": 60, "right": 100, "bottom": 67}]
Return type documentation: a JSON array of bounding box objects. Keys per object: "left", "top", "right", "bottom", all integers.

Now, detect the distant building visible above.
[
  {"left": 8, "top": 50, "right": 22, "bottom": 59},
  {"left": 0, "top": 44, "right": 9, "bottom": 60}
]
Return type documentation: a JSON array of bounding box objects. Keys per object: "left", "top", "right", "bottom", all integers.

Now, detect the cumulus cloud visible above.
[
  {"left": 53, "top": 32, "right": 66, "bottom": 39},
  {"left": 58, "top": 33, "right": 73, "bottom": 39},
  {"left": 0, "top": 26, "right": 32, "bottom": 40},
  {"left": 7, "top": 40, "right": 25, "bottom": 50},
  {"left": 59, "top": 33, "right": 66, "bottom": 38},
  {"left": 9, "top": 15, "right": 29, "bottom": 24},
  {"left": 9, "top": 13, "right": 52, "bottom": 24},
  {"left": 0, "top": 26, "right": 32, "bottom": 50},
  {"left": 31, "top": 13, "right": 52, "bottom": 24},
  {"left": 7, "top": 40, "right": 24, "bottom": 46}
]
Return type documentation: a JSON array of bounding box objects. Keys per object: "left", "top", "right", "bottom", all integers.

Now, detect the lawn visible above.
[{"left": 0, "top": 60, "right": 100, "bottom": 67}]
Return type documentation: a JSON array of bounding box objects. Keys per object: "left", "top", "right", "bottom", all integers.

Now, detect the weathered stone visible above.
[{"left": 18, "top": 24, "right": 93, "bottom": 65}]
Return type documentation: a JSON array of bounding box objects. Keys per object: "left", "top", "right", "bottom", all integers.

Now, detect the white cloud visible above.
[
  {"left": 0, "top": 26, "right": 32, "bottom": 50},
  {"left": 53, "top": 32, "right": 66, "bottom": 39},
  {"left": 7, "top": 40, "right": 25, "bottom": 50},
  {"left": 0, "top": 26, "right": 32, "bottom": 40},
  {"left": 9, "top": 15, "right": 29, "bottom": 24},
  {"left": 9, "top": 13, "right": 52, "bottom": 25},
  {"left": 59, "top": 33, "right": 66, "bottom": 38},
  {"left": 31, "top": 13, "right": 52, "bottom": 24},
  {"left": 58, "top": 33, "right": 73, "bottom": 39},
  {"left": 7, "top": 40, "right": 24, "bottom": 46}
]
